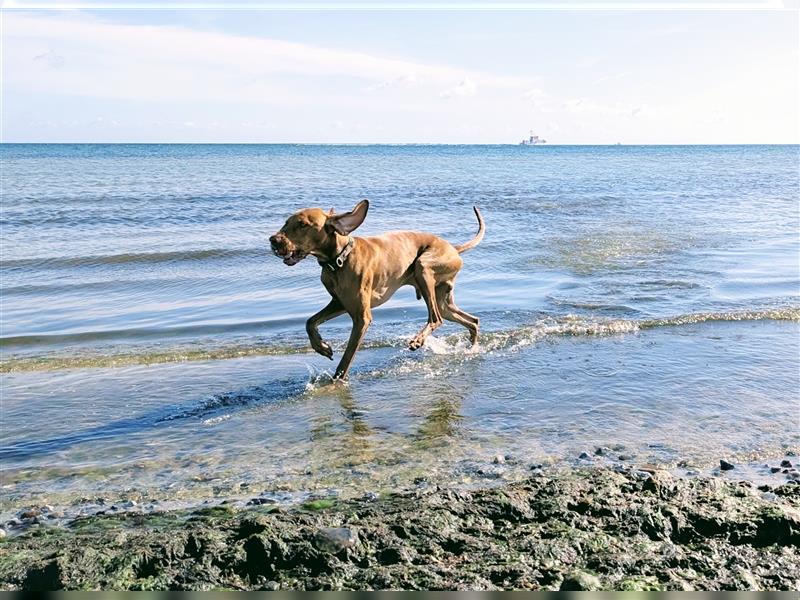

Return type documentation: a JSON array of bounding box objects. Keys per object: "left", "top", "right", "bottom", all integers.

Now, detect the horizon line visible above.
[{"left": 1, "top": 141, "right": 799, "bottom": 146}]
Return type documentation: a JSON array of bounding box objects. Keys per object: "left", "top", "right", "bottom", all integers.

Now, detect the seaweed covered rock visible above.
[{"left": 1, "top": 469, "right": 798, "bottom": 591}]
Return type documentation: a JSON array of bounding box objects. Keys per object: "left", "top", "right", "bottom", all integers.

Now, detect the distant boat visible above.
[{"left": 520, "top": 130, "right": 546, "bottom": 145}]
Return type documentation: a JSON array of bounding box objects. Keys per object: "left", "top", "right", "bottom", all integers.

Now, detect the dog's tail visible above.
[{"left": 455, "top": 206, "right": 485, "bottom": 254}]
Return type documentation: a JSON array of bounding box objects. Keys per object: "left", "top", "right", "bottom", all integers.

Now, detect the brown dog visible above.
[{"left": 269, "top": 200, "right": 484, "bottom": 380}]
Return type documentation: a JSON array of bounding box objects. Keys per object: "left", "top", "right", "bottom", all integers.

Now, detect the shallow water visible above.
[{"left": 1, "top": 144, "right": 798, "bottom": 510}]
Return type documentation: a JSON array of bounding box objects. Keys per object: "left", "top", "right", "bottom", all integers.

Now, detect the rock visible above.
[
  {"left": 787, "top": 472, "right": 800, "bottom": 480},
  {"left": 719, "top": 459, "right": 735, "bottom": 471},
  {"left": 19, "top": 508, "right": 41, "bottom": 520},
  {"left": 618, "top": 454, "right": 635, "bottom": 461},
  {"left": 361, "top": 492, "right": 379, "bottom": 502},
  {"left": 4, "top": 518, "right": 21, "bottom": 529},
  {"left": 560, "top": 571, "right": 603, "bottom": 591},
  {"left": 313, "top": 527, "right": 357, "bottom": 554},
  {"left": 492, "top": 454, "right": 506, "bottom": 465},
  {"left": 594, "top": 447, "right": 610, "bottom": 456},
  {"left": 780, "top": 459, "right": 793, "bottom": 468},
  {"left": 0, "top": 528, "right": 6, "bottom": 539},
  {"left": 477, "top": 467, "right": 505, "bottom": 479},
  {"left": 529, "top": 463, "right": 544, "bottom": 471},
  {"left": 578, "top": 452, "right": 591, "bottom": 460},
  {"left": 771, "top": 467, "right": 782, "bottom": 473},
  {"left": 247, "top": 498, "right": 273, "bottom": 506}
]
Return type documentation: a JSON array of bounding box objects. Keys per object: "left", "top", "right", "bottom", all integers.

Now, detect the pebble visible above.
[
  {"left": 719, "top": 459, "right": 735, "bottom": 471},
  {"left": 247, "top": 498, "right": 273, "bottom": 506},
  {"left": 476, "top": 467, "right": 505, "bottom": 479},
  {"left": 313, "top": 527, "right": 357, "bottom": 554},
  {"left": 781, "top": 459, "right": 793, "bottom": 468}
]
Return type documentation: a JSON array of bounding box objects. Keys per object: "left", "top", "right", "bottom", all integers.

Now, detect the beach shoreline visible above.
[{"left": 2, "top": 465, "right": 798, "bottom": 591}]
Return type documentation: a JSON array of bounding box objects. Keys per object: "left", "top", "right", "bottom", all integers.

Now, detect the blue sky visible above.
[{"left": 3, "top": 8, "right": 798, "bottom": 143}]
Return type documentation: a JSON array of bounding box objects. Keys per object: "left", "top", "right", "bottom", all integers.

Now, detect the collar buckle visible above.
[{"left": 323, "top": 237, "right": 354, "bottom": 272}]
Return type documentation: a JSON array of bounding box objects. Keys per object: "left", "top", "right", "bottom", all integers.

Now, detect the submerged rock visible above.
[{"left": 720, "top": 459, "right": 735, "bottom": 471}]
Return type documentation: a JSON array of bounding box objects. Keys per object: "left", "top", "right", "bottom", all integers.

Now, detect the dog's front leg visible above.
[
  {"left": 306, "top": 298, "right": 345, "bottom": 360},
  {"left": 334, "top": 299, "right": 372, "bottom": 381}
]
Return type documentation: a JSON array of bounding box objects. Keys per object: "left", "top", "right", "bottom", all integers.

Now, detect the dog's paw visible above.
[
  {"left": 313, "top": 341, "right": 334, "bottom": 360},
  {"left": 408, "top": 336, "right": 425, "bottom": 351}
]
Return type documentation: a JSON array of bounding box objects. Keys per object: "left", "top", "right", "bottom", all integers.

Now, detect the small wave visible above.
[
  {"left": 1, "top": 307, "right": 797, "bottom": 373},
  {"left": 0, "top": 317, "right": 308, "bottom": 349},
  {"left": 0, "top": 247, "right": 263, "bottom": 270}
]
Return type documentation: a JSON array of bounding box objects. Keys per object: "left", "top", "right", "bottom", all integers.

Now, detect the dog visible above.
[{"left": 269, "top": 200, "right": 484, "bottom": 380}]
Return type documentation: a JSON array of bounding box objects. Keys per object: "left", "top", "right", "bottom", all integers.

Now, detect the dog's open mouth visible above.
[{"left": 276, "top": 249, "right": 307, "bottom": 266}]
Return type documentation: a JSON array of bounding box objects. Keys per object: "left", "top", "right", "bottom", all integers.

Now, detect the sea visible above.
[{"left": 1, "top": 144, "right": 798, "bottom": 515}]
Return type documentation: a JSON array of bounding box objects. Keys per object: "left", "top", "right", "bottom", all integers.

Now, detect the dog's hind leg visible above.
[
  {"left": 436, "top": 282, "right": 479, "bottom": 344},
  {"left": 408, "top": 262, "right": 443, "bottom": 350}
]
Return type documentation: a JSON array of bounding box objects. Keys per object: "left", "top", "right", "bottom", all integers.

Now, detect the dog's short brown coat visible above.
[{"left": 270, "top": 200, "right": 484, "bottom": 379}]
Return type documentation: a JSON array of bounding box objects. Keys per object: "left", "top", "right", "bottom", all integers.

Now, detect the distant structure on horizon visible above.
[{"left": 519, "top": 130, "right": 547, "bottom": 145}]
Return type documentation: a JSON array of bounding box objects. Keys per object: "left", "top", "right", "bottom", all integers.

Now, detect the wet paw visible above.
[
  {"left": 313, "top": 341, "right": 334, "bottom": 360},
  {"left": 408, "top": 336, "right": 425, "bottom": 351}
]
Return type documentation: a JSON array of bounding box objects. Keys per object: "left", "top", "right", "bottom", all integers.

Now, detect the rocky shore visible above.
[{"left": 1, "top": 467, "right": 798, "bottom": 591}]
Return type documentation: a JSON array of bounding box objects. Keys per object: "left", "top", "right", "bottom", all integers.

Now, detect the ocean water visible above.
[{"left": 1, "top": 144, "right": 798, "bottom": 511}]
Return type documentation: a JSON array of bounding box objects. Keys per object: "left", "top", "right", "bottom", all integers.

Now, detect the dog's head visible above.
[{"left": 269, "top": 199, "right": 369, "bottom": 266}]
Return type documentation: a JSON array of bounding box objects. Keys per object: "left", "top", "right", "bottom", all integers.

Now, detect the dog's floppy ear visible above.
[{"left": 327, "top": 199, "right": 369, "bottom": 235}]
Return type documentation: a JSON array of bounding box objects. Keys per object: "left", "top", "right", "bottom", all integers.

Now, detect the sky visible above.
[{"left": 2, "top": 7, "right": 798, "bottom": 143}]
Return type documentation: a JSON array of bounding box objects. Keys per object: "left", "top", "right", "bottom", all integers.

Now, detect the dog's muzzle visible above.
[{"left": 269, "top": 234, "right": 307, "bottom": 266}]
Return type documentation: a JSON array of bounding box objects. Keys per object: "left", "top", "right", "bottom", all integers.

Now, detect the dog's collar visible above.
[{"left": 321, "top": 237, "right": 354, "bottom": 272}]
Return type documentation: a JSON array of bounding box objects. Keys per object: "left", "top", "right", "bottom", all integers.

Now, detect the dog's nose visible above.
[{"left": 269, "top": 234, "right": 280, "bottom": 248}]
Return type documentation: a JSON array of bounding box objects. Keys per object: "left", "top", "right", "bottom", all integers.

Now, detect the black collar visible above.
[{"left": 320, "top": 237, "right": 354, "bottom": 272}]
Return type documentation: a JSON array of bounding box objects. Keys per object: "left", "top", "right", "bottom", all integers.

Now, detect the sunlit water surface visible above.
[{"left": 1, "top": 144, "right": 798, "bottom": 513}]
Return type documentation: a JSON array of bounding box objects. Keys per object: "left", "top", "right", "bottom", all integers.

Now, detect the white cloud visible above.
[
  {"left": 440, "top": 77, "right": 477, "bottom": 99},
  {"left": 4, "top": 13, "right": 532, "bottom": 107}
]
